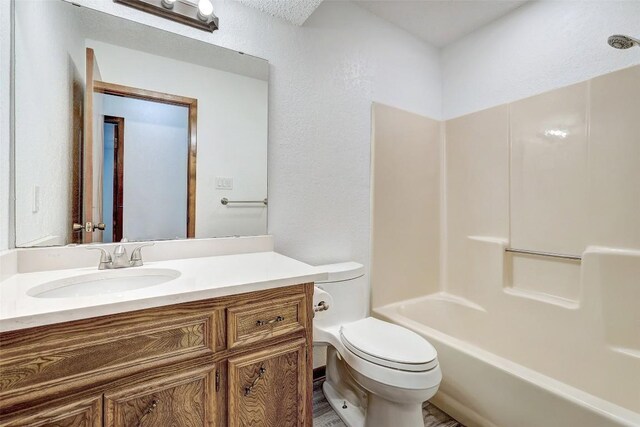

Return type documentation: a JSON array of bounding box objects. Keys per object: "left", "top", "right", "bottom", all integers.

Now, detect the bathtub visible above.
[{"left": 374, "top": 291, "right": 640, "bottom": 427}]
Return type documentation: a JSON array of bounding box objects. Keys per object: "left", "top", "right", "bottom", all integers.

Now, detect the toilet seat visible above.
[
  {"left": 315, "top": 319, "right": 441, "bottom": 389},
  {"left": 340, "top": 317, "right": 438, "bottom": 372}
]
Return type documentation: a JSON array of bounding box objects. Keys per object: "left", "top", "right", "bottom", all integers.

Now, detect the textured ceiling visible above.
[
  {"left": 234, "top": 0, "right": 324, "bottom": 26},
  {"left": 355, "top": 0, "right": 528, "bottom": 47},
  {"left": 232, "top": 0, "right": 528, "bottom": 47}
]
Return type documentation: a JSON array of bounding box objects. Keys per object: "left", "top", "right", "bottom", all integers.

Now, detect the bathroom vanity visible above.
[{"left": 0, "top": 246, "right": 323, "bottom": 427}]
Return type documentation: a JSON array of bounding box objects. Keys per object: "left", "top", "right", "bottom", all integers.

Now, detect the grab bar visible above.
[
  {"left": 221, "top": 198, "right": 268, "bottom": 206},
  {"left": 505, "top": 248, "right": 582, "bottom": 261}
]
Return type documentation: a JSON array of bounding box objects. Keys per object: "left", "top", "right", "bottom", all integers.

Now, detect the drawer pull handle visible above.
[
  {"left": 256, "top": 315, "right": 284, "bottom": 327},
  {"left": 244, "top": 366, "right": 266, "bottom": 396},
  {"left": 136, "top": 398, "right": 160, "bottom": 427}
]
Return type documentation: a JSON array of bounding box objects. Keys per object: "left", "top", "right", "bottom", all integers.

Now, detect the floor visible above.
[{"left": 312, "top": 380, "right": 464, "bottom": 427}]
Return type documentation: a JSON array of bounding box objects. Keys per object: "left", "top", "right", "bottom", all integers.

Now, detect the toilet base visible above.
[
  {"left": 364, "top": 393, "right": 424, "bottom": 427},
  {"left": 323, "top": 380, "right": 431, "bottom": 427},
  {"left": 323, "top": 381, "right": 365, "bottom": 427},
  {"left": 320, "top": 345, "right": 440, "bottom": 427}
]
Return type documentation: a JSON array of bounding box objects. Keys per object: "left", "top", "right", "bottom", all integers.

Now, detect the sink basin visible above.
[{"left": 28, "top": 268, "right": 181, "bottom": 298}]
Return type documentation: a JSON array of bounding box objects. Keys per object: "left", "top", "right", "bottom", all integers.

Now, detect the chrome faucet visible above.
[
  {"left": 86, "top": 239, "right": 154, "bottom": 270},
  {"left": 112, "top": 238, "right": 131, "bottom": 268}
]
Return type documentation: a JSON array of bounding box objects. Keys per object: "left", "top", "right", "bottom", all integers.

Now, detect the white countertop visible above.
[{"left": 0, "top": 251, "right": 326, "bottom": 332}]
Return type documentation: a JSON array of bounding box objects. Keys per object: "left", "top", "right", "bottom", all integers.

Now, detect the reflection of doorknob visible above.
[{"left": 73, "top": 222, "right": 106, "bottom": 233}]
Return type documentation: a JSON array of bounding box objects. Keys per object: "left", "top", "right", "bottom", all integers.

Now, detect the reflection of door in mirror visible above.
[
  {"left": 103, "top": 116, "right": 124, "bottom": 243},
  {"left": 83, "top": 48, "right": 102, "bottom": 243},
  {"left": 84, "top": 48, "right": 197, "bottom": 243},
  {"left": 94, "top": 88, "right": 197, "bottom": 243}
]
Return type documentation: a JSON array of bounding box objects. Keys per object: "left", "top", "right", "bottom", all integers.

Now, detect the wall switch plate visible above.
[{"left": 215, "top": 177, "right": 233, "bottom": 190}]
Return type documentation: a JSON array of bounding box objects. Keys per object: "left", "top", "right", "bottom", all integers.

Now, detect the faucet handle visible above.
[
  {"left": 130, "top": 243, "right": 155, "bottom": 267},
  {"left": 86, "top": 246, "right": 113, "bottom": 270}
]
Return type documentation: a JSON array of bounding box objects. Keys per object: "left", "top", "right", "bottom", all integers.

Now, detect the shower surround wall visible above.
[
  {"left": 370, "top": 103, "right": 442, "bottom": 308},
  {"left": 371, "top": 65, "right": 640, "bottom": 427}
]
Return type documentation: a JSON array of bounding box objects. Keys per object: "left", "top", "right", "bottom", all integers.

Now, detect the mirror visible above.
[{"left": 14, "top": 0, "right": 269, "bottom": 247}]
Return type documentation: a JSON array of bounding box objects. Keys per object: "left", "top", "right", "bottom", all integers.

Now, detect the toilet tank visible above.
[{"left": 315, "top": 262, "right": 367, "bottom": 328}]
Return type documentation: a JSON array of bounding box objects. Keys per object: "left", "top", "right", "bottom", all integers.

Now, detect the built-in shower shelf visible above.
[
  {"left": 504, "top": 248, "right": 582, "bottom": 303},
  {"left": 611, "top": 346, "right": 640, "bottom": 360},
  {"left": 502, "top": 287, "right": 579, "bottom": 309}
]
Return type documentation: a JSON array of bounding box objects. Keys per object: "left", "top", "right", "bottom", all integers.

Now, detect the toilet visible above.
[{"left": 314, "top": 262, "right": 442, "bottom": 427}]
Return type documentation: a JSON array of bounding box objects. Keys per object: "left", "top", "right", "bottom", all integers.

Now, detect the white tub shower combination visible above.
[
  {"left": 375, "top": 243, "right": 640, "bottom": 427},
  {"left": 370, "top": 66, "right": 640, "bottom": 427}
]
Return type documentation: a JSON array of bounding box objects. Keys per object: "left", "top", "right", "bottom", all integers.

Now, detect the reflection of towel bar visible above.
[
  {"left": 221, "top": 198, "right": 268, "bottom": 206},
  {"left": 505, "top": 248, "right": 581, "bottom": 261}
]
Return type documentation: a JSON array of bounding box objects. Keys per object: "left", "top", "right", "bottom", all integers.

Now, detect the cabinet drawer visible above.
[
  {"left": 0, "top": 396, "right": 102, "bottom": 427},
  {"left": 227, "top": 294, "right": 306, "bottom": 349},
  {"left": 0, "top": 313, "right": 216, "bottom": 406}
]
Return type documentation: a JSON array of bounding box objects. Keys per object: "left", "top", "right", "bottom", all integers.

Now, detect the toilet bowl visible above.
[{"left": 314, "top": 263, "right": 442, "bottom": 427}]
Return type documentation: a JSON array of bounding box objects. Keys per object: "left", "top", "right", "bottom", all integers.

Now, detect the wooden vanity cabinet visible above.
[{"left": 0, "top": 283, "right": 313, "bottom": 427}]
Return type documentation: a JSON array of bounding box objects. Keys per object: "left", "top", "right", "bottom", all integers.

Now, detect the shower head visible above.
[{"left": 608, "top": 34, "right": 640, "bottom": 50}]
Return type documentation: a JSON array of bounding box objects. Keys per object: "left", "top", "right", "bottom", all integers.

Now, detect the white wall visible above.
[
  {"left": 85, "top": 40, "right": 268, "bottom": 238},
  {"left": 72, "top": 0, "right": 442, "bottom": 272},
  {"left": 102, "top": 95, "right": 189, "bottom": 242},
  {"left": 13, "top": 0, "right": 85, "bottom": 246},
  {"left": 441, "top": 0, "right": 640, "bottom": 119},
  {"left": 0, "top": 0, "right": 11, "bottom": 251}
]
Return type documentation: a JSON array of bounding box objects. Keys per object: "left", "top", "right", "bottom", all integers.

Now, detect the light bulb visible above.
[
  {"left": 161, "top": 0, "right": 176, "bottom": 9},
  {"left": 197, "top": 0, "right": 214, "bottom": 20}
]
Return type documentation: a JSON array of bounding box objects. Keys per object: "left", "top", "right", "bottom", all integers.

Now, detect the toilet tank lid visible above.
[{"left": 315, "top": 262, "right": 365, "bottom": 283}]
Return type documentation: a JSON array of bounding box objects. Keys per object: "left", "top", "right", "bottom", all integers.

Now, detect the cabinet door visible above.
[
  {"left": 228, "top": 339, "right": 307, "bottom": 427},
  {"left": 104, "top": 363, "right": 217, "bottom": 427},
  {"left": 1, "top": 396, "right": 101, "bottom": 427}
]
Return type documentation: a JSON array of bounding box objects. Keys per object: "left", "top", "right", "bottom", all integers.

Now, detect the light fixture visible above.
[
  {"left": 197, "top": 0, "right": 214, "bottom": 21},
  {"left": 114, "top": 0, "right": 219, "bottom": 32},
  {"left": 161, "top": 0, "right": 176, "bottom": 9}
]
